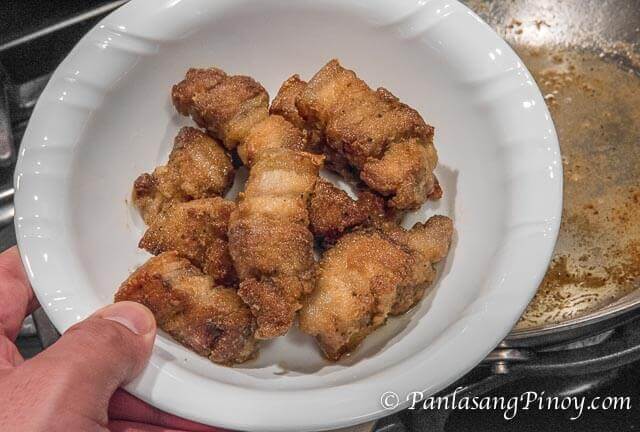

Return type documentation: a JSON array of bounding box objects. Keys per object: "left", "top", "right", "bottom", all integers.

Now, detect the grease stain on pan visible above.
[
  {"left": 515, "top": 45, "right": 640, "bottom": 329},
  {"left": 463, "top": 0, "right": 640, "bottom": 331}
]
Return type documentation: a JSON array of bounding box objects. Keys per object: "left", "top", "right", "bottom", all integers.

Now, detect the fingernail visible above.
[{"left": 95, "top": 301, "right": 156, "bottom": 335}]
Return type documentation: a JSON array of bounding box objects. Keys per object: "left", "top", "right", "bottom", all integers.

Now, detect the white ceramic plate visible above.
[{"left": 14, "top": 0, "right": 562, "bottom": 430}]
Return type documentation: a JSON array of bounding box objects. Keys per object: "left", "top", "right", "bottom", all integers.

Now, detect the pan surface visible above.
[{"left": 464, "top": 0, "right": 640, "bottom": 342}]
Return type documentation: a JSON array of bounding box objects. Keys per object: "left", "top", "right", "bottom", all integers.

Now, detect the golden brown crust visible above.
[
  {"left": 309, "top": 178, "right": 387, "bottom": 246},
  {"left": 270, "top": 75, "right": 324, "bottom": 154},
  {"left": 383, "top": 216, "right": 454, "bottom": 314},
  {"left": 138, "top": 198, "right": 237, "bottom": 285},
  {"left": 360, "top": 138, "right": 438, "bottom": 210},
  {"left": 228, "top": 148, "right": 322, "bottom": 338},
  {"left": 270, "top": 75, "right": 308, "bottom": 130},
  {"left": 299, "top": 231, "right": 408, "bottom": 360},
  {"left": 172, "top": 68, "right": 269, "bottom": 151},
  {"left": 131, "top": 127, "right": 234, "bottom": 225},
  {"left": 172, "top": 68, "right": 227, "bottom": 116},
  {"left": 238, "top": 276, "right": 310, "bottom": 339},
  {"left": 169, "top": 127, "right": 236, "bottom": 198},
  {"left": 228, "top": 216, "right": 315, "bottom": 281},
  {"left": 132, "top": 173, "right": 165, "bottom": 226},
  {"left": 240, "top": 115, "right": 306, "bottom": 166},
  {"left": 299, "top": 216, "right": 453, "bottom": 360},
  {"left": 115, "top": 252, "right": 258, "bottom": 365},
  {"left": 297, "top": 59, "right": 440, "bottom": 210}
]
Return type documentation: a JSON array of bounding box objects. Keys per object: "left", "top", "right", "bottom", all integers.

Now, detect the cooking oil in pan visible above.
[
  {"left": 463, "top": 0, "right": 640, "bottom": 330},
  {"left": 513, "top": 45, "right": 640, "bottom": 329}
]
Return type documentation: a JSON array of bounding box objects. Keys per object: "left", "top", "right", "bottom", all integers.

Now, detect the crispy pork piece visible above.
[
  {"left": 299, "top": 216, "right": 453, "bottom": 360},
  {"left": 172, "top": 68, "right": 269, "bottom": 152},
  {"left": 309, "top": 178, "right": 387, "bottom": 246},
  {"left": 132, "top": 127, "right": 234, "bottom": 225},
  {"left": 138, "top": 197, "right": 236, "bottom": 285},
  {"left": 174, "top": 67, "right": 326, "bottom": 338},
  {"left": 228, "top": 148, "right": 323, "bottom": 339},
  {"left": 173, "top": 68, "right": 312, "bottom": 166},
  {"left": 270, "top": 74, "right": 323, "bottom": 153},
  {"left": 382, "top": 217, "right": 454, "bottom": 314},
  {"left": 271, "top": 75, "right": 357, "bottom": 177},
  {"left": 115, "top": 252, "right": 258, "bottom": 365},
  {"left": 241, "top": 115, "right": 306, "bottom": 166},
  {"left": 270, "top": 75, "right": 308, "bottom": 130},
  {"left": 297, "top": 59, "right": 441, "bottom": 210}
]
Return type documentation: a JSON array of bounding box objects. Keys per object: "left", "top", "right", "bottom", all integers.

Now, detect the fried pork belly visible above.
[
  {"left": 309, "top": 178, "right": 386, "bottom": 246},
  {"left": 270, "top": 75, "right": 308, "bottom": 130},
  {"left": 297, "top": 59, "right": 441, "bottom": 210},
  {"left": 115, "top": 252, "right": 258, "bottom": 365},
  {"left": 138, "top": 197, "right": 236, "bottom": 285},
  {"left": 241, "top": 115, "right": 306, "bottom": 166},
  {"left": 173, "top": 68, "right": 313, "bottom": 166},
  {"left": 228, "top": 148, "right": 323, "bottom": 338},
  {"left": 172, "top": 68, "right": 269, "bottom": 153},
  {"left": 174, "top": 67, "right": 326, "bottom": 338},
  {"left": 299, "top": 215, "right": 453, "bottom": 360},
  {"left": 132, "top": 127, "right": 234, "bottom": 225},
  {"left": 271, "top": 75, "right": 354, "bottom": 177},
  {"left": 270, "top": 75, "right": 323, "bottom": 153}
]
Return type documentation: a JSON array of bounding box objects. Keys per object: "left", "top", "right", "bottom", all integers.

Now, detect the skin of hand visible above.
[{"left": 0, "top": 246, "right": 224, "bottom": 432}]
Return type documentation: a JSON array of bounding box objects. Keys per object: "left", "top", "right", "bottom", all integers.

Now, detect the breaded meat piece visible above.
[
  {"left": 228, "top": 148, "right": 323, "bottom": 338},
  {"left": 270, "top": 75, "right": 323, "bottom": 153},
  {"left": 172, "top": 68, "right": 269, "bottom": 152},
  {"left": 173, "top": 68, "right": 313, "bottom": 166},
  {"left": 270, "top": 75, "right": 308, "bottom": 130},
  {"left": 115, "top": 252, "right": 258, "bottom": 365},
  {"left": 172, "top": 67, "right": 227, "bottom": 116},
  {"left": 138, "top": 197, "right": 236, "bottom": 285},
  {"left": 241, "top": 115, "right": 306, "bottom": 166},
  {"left": 299, "top": 215, "right": 453, "bottom": 360},
  {"left": 383, "top": 216, "right": 454, "bottom": 314},
  {"left": 132, "top": 127, "right": 234, "bottom": 225},
  {"left": 271, "top": 75, "right": 356, "bottom": 177},
  {"left": 309, "top": 178, "right": 386, "bottom": 246},
  {"left": 297, "top": 59, "right": 441, "bottom": 210}
]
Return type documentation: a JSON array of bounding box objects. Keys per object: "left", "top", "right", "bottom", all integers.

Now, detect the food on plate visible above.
[
  {"left": 297, "top": 59, "right": 442, "bottom": 210},
  {"left": 270, "top": 74, "right": 323, "bottom": 153},
  {"left": 242, "top": 115, "right": 306, "bottom": 166},
  {"left": 173, "top": 66, "right": 327, "bottom": 338},
  {"left": 270, "top": 75, "right": 309, "bottom": 131},
  {"left": 272, "top": 74, "right": 354, "bottom": 178},
  {"left": 309, "top": 178, "right": 387, "bottom": 246},
  {"left": 115, "top": 252, "right": 258, "bottom": 365},
  {"left": 138, "top": 197, "right": 236, "bottom": 286},
  {"left": 132, "top": 127, "right": 234, "bottom": 225},
  {"left": 172, "top": 68, "right": 308, "bottom": 165},
  {"left": 120, "top": 60, "right": 454, "bottom": 365},
  {"left": 172, "top": 67, "right": 269, "bottom": 153},
  {"left": 228, "top": 148, "right": 323, "bottom": 338},
  {"left": 299, "top": 215, "right": 453, "bottom": 360}
]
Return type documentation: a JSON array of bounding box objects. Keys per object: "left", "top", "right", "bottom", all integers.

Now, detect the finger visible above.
[
  {"left": 0, "top": 246, "right": 39, "bottom": 340},
  {"left": 0, "top": 334, "right": 24, "bottom": 368},
  {"left": 109, "top": 420, "right": 192, "bottom": 432},
  {"left": 23, "top": 301, "right": 156, "bottom": 424},
  {"left": 109, "top": 390, "right": 225, "bottom": 432}
]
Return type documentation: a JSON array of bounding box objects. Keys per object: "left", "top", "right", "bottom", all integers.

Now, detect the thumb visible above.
[{"left": 24, "top": 301, "right": 156, "bottom": 424}]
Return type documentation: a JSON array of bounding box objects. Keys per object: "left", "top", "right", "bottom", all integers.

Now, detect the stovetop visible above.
[{"left": 4, "top": 2, "right": 640, "bottom": 431}]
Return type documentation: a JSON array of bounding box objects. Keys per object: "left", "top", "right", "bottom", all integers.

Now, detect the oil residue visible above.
[
  {"left": 512, "top": 45, "right": 640, "bottom": 329},
  {"left": 463, "top": 1, "right": 640, "bottom": 330}
]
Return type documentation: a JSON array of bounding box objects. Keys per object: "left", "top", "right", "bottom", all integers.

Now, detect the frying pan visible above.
[{"left": 462, "top": 0, "right": 640, "bottom": 347}]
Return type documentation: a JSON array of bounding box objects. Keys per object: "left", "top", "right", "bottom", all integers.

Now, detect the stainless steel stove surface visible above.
[{"left": 4, "top": 1, "right": 640, "bottom": 432}]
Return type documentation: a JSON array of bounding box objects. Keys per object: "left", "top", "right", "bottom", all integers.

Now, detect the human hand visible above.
[{"left": 0, "top": 246, "right": 224, "bottom": 432}]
